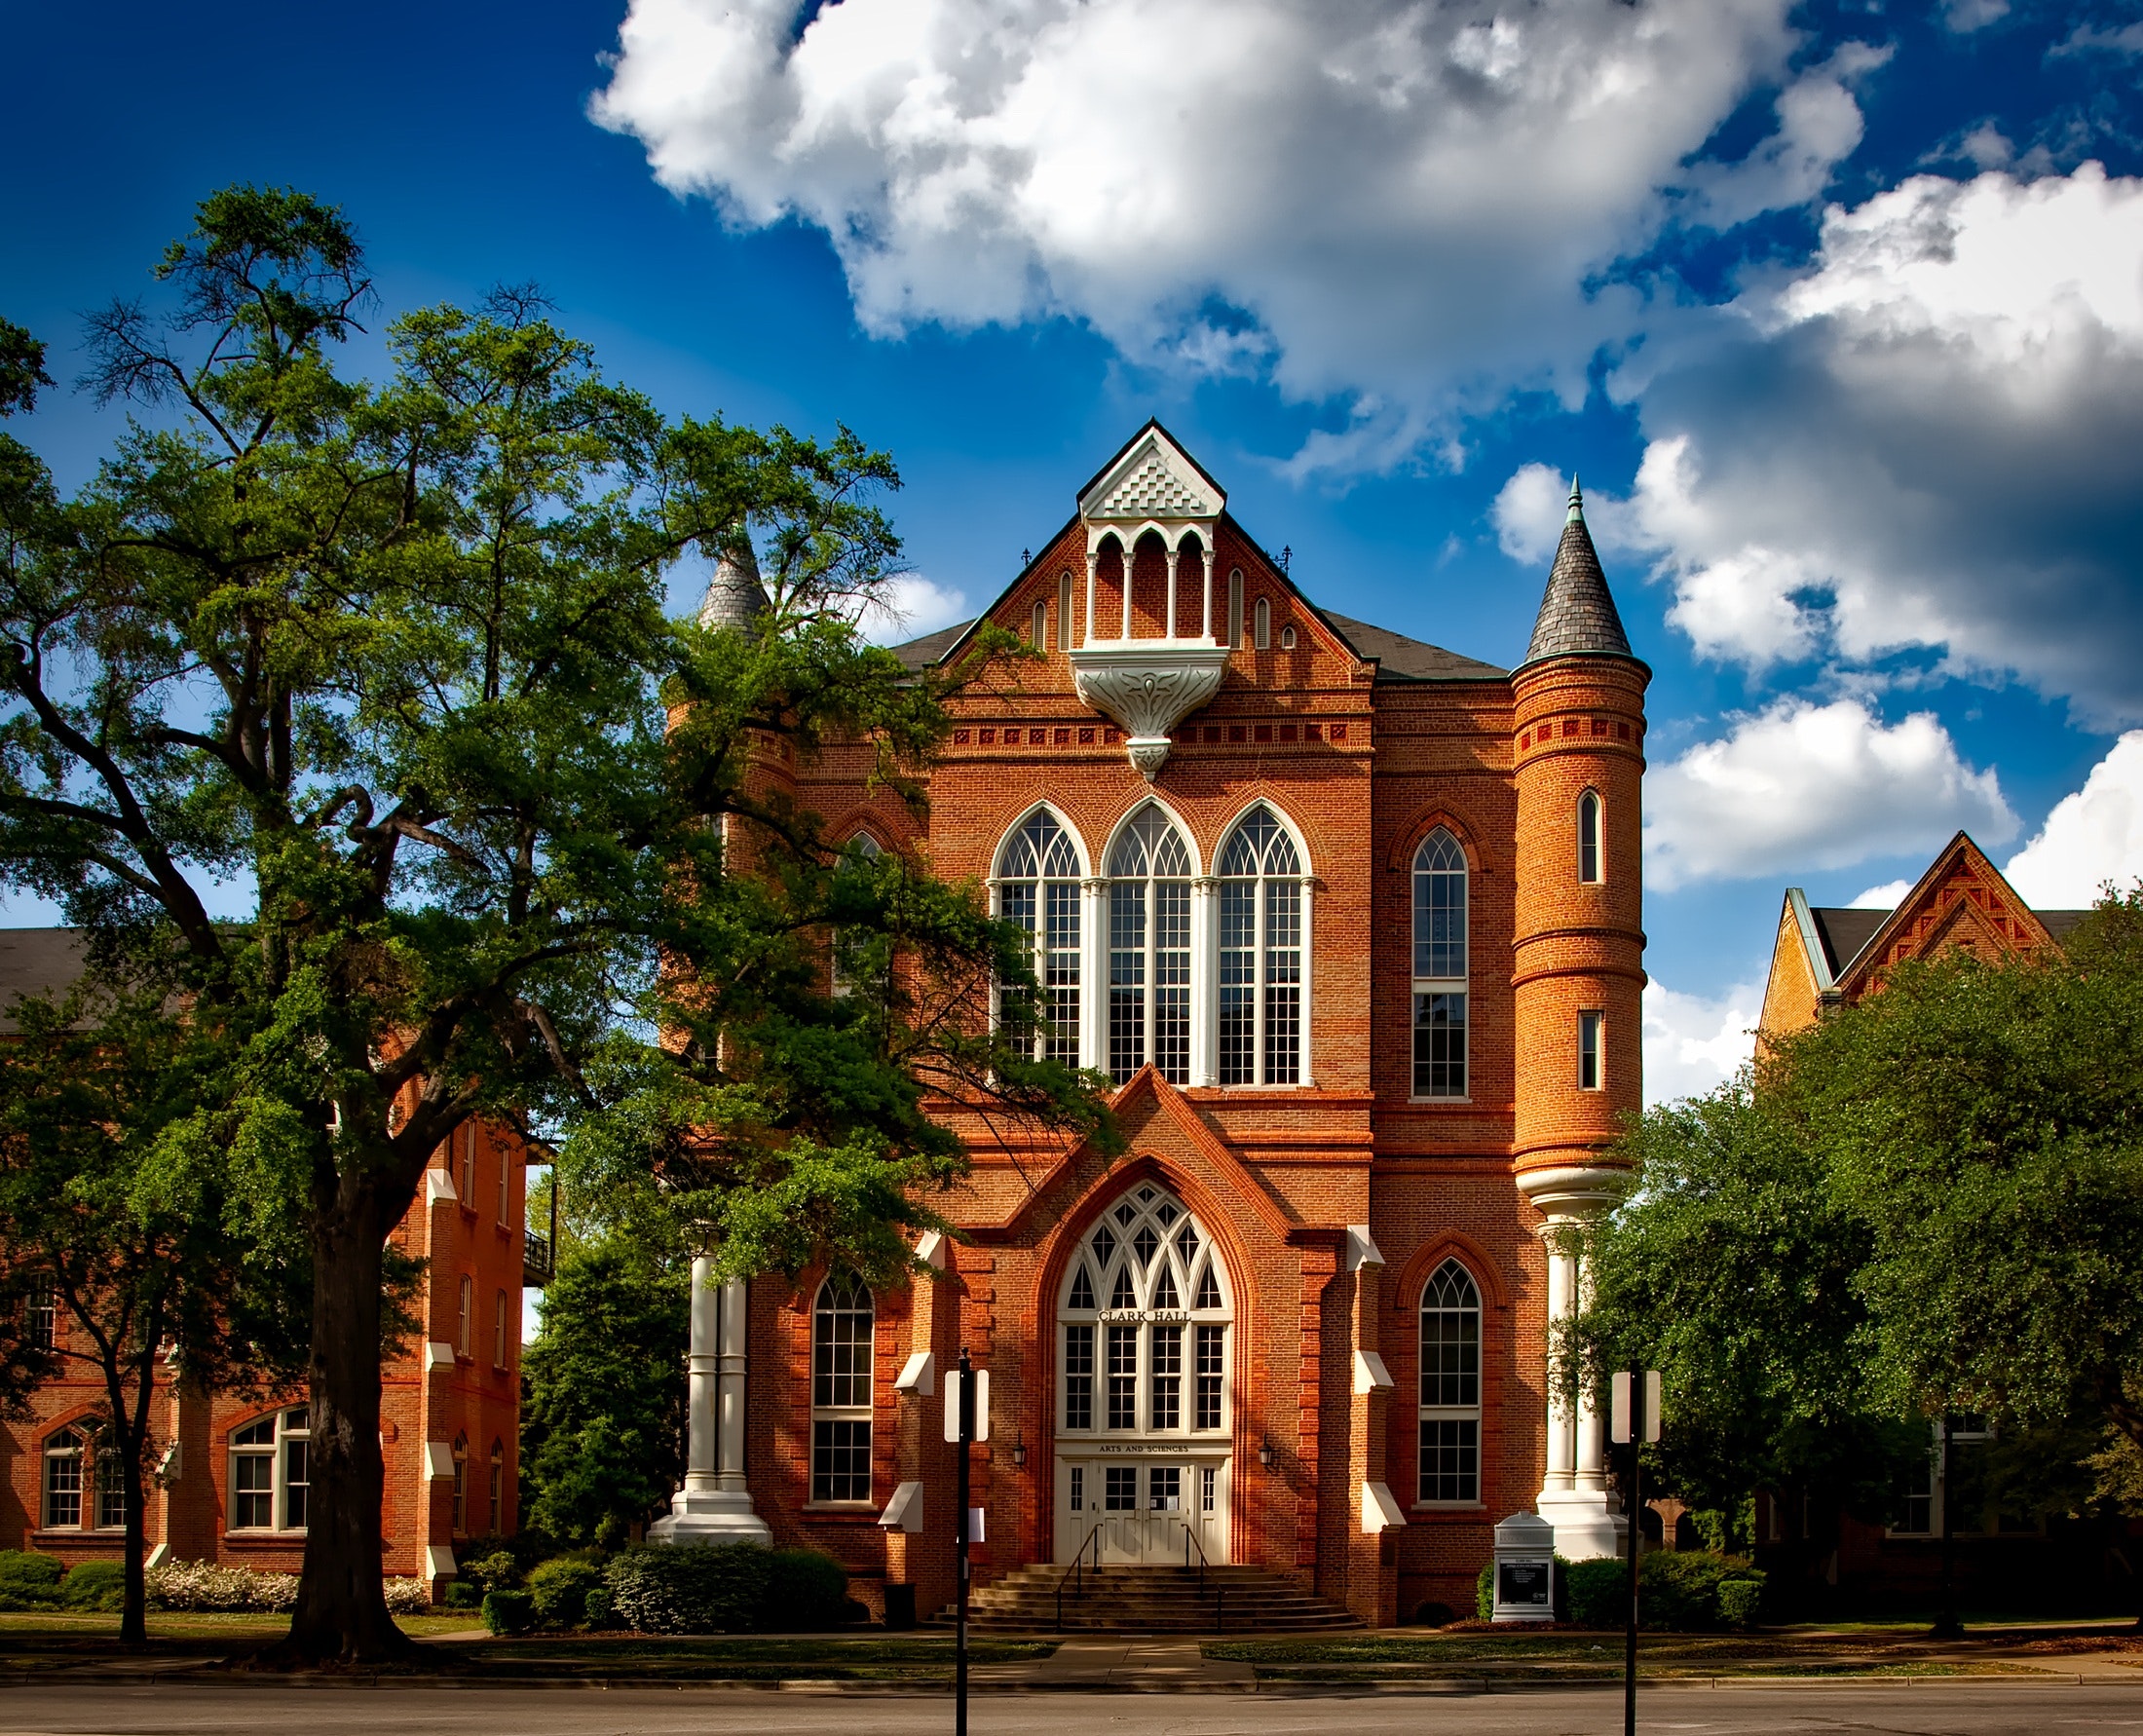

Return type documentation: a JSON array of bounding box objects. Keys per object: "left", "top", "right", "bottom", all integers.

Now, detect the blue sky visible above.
[{"left": 5, "top": 0, "right": 2143, "bottom": 1099}]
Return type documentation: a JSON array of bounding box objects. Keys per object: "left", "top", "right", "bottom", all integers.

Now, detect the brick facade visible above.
[{"left": 737, "top": 425, "right": 1647, "bottom": 1626}]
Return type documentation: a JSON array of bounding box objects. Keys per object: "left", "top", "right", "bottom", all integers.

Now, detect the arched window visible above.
[
  {"left": 1218, "top": 806, "right": 1302, "bottom": 1086},
  {"left": 488, "top": 1440, "right": 506, "bottom": 1532},
  {"left": 458, "top": 1121, "right": 476, "bottom": 1202},
  {"left": 1058, "top": 570, "right": 1074, "bottom": 645},
  {"left": 1032, "top": 599, "right": 1048, "bottom": 649},
  {"left": 996, "top": 811, "right": 1083, "bottom": 1064},
  {"left": 230, "top": 1405, "right": 310, "bottom": 1531},
  {"left": 1227, "top": 569, "right": 1244, "bottom": 647},
  {"left": 494, "top": 1288, "right": 510, "bottom": 1369},
  {"left": 451, "top": 1432, "right": 469, "bottom": 1533},
  {"left": 1254, "top": 596, "right": 1271, "bottom": 650},
  {"left": 1412, "top": 828, "right": 1468, "bottom": 1099},
  {"left": 43, "top": 1427, "right": 85, "bottom": 1528},
  {"left": 811, "top": 1275, "right": 875, "bottom": 1503},
  {"left": 831, "top": 832, "right": 884, "bottom": 998},
  {"left": 457, "top": 1272, "right": 473, "bottom": 1356},
  {"left": 1419, "top": 1261, "right": 1482, "bottom": 1503},
  {"left": 1578, "top": 789, "right": 1602, "bottom": 884},
  {"left": 1107, "top": 805, "right": 1193, "bottom": 1084}
]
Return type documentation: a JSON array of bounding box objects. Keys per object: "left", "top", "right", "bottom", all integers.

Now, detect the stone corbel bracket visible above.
[{"left": 1070, "top": 642, "right": 1229, "bottom": 780}]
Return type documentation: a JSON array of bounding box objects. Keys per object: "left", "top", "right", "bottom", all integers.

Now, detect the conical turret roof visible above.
[
  {"left": 697, "top": 531, "right": 770, "bottom": 635},
  {"left": 1522, "top": 478, "right": 1632, "bottom": 665}
]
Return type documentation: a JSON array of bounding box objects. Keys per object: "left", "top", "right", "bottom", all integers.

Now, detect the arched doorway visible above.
[{"left": 1053, "top": 1180, "right": 1232, "bottom": 1564}]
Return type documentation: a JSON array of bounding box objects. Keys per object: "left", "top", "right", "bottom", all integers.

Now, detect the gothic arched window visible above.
[
  {"left": 996, "top": 811, "right": 1083, "bottom": 1064},
  {"left": 1418, "top": 1260, "right": 1482, "bottom": 1503},
  {"left": 811, "top": 1275, "right": 875, "bottom": 1503},
  {"left": 1107, "top": 805, "right": 1193, "bottom": 1084},
  {"left": 1578, "top": 789, "right": 1603, "bottom": 884},
  {"left": 1412, "top": 828, "right": 1468, "bottom": 1099},
  {"left": 1218, "top": 806, "right": 1302, "bottom": 1086}
]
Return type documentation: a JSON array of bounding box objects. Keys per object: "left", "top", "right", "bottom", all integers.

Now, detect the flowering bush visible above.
[{"left": 144, "top": 1561, "right": 433, "bottom": 1615}]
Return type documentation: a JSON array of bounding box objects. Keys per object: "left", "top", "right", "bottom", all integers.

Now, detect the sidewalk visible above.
[{"left": 972, "top": 1637, "right": 1254, "bottom": 1691}]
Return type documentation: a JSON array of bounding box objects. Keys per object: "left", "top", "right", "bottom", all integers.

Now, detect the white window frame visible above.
[
  {"left": 1058, "top": 570, "right": 1074, "bottom": 646},
  {"left": 458, "top": 1122, "right": 475, "bottom": 1203},
  {"left": 1032, "top": 599, "right": 1048, "bottom": 648},
  {"left": 1417, "top": 1261, "right": 1484, "bottom": 1507},
  {"left": 810, "top": 1274, "right": 876, "bottom": 1504},
  {"left": 1411, "top": 828, "right": 1469, "bottom": 1101},
  {"left": 26, "top": 1274, "right": 56, "bottom": 1349},
  {"left": 1217, "top": 805, "right": 1307, "bottom": 1088},
  {"left": 488, "top": 1440, "right": 506, "bottom": 1532},
  {"left": 1578, "top": 1010, "right": 1604, "bottom": 1091},
  {"left": 1106, "top": 804, "right": 1196, "bottom": 1086},
  {"left": 993, "top": 809, "right": 1086, "bottom": 1067},
  {"left": 43, "top": 1426, "right": 91, "bottom": 1530},
  {"left": 494, "top": 1288, "right": 510, "bottom": 1369},
  {"left": 831, "top": 831, "right": 884, "bottom": 998},
  {"left": 451, "top": 1433, "right": 469, "bottom": 1533},
  {"left": 495, "top": 1132, "right": 510, "bottom": 1223},
  {"left": 1578, "top": 789, "right": 1603, "bottom": 885},
  {"left": 457, "top": 1273, "right": 473, "bottom": 1357},
  {"left": 227, "top": 1406, "right": 310, "bottom": 1533}
]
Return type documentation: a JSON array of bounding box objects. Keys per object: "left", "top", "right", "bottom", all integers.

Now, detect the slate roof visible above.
[
  {"left": 1319, "top": 613, "right": 1506, "bottom": 681},
  {"left": 1522, "top": 481, "right": 1634, "bottom": 665},
  {"left": 890, "top": 620, "right": 976, "bottom": 671},
  {"left": 697, "top": 538, "right": 770, "bottom": 635},
  {"left": 0, "top": 927, "right": 88, "bottom": 1033},
  {"left": 1811, "top": 903, "right": 2093, "bottom": 977}
]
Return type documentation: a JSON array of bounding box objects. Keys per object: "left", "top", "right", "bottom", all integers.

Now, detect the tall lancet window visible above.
[
  {"left": 1577, "top": 789, "right": 1603, "bottom": 884},
  {"left": 1218, "top": 806, "right": 1302, "bottom": 1086},
  {"left": 996, "top": 811, "right": 1083, "bottom": 1065},
  {"left": 810, "top": 1275, "right": 874, "bottom": 1503},
  {"left": 1107, "top": 804, "right": 1193, "bottom": 1084},
  {"left": 1418, "top": 1260, "right": 1483, "bottom": 1502},
  {"left": 1412, "top": 827, "right": 1468, "bottom": 1098}
]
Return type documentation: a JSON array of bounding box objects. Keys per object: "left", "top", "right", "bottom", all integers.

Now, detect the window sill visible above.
[
  {"left": 1407, "top": 1096, "right": 1474, "bottom": 1106},
  {"left": 31, "top": 1528, "right": 125, "bottom": 1542},
  {"left": 1410, "top": 1501, "right": 1487, "bottom": 1513},
  {"left": 224, "top": 1529, "right": 308, "bottom": 1541},
  {"left": 800, "top": 1502, "right": 880, "bottom": 1517}
]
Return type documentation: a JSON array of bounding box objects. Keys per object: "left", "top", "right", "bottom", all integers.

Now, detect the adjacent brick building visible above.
[
  {"left": 681, "top": 424, "right": 1650, "bottom": 1625},
  {"left": 0, "top": 928, "right": 546, "bottom": 1590}
]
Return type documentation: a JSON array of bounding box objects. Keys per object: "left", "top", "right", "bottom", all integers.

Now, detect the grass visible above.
[{"left": 0, "top": 1609, "right": 475, "bottom": 1642}]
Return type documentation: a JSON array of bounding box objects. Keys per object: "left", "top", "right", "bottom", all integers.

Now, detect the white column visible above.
[
  {"left": 1542, "top": 1237, "right": 1576, "bottom": 1494},
  {"left": 1573, "top": 1247, "right": 1606, "bottom": 1496},
  {"left": 1084, "top": 549, "right": 1098, "bottom": 647},
  {"left": 1081, "top": 876, "right": 1109, "bottom": 1074},
  {"left": 1527, "top": 1200, "right": 1626, "bottom": 1563},
  {"left": 649, "top": 1256, "right": 771, "bottom": 1545},
  {"left": 1189, "top": 876, "right": 1219, "bottom": 1088},
  {"left": 1297, "top": 874, "right": 1315, "bottom": 1087},
  {"left": 1165, "top": 547, "right": 1181, "bottom": 640},
  {"left": 1201, "top": 546, "right": 1215, "bottom": 643},
  {"left": 1121, "top": 543, "right": 1135, "bottom": 640}
]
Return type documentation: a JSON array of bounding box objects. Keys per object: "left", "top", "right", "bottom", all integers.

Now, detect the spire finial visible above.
[{"left": 1566, "top": 474, "right": 1584, "bottom": 524}]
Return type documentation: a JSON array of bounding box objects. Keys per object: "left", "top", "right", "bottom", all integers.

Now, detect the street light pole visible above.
[
  {"left": 1624, "top": 1362, "right": 1642, "bottom": 1736},
  {"left": 956, "top": 1344, "right": 972, "bottom": 1736}
]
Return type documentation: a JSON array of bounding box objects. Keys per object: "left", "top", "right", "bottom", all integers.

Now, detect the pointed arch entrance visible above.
[{"left": 1053, "top": 1179, "right": 1233, "bottom": 1564}]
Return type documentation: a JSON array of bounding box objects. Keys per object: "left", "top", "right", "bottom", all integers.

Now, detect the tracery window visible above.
[
  {"left": 1058, "top": 1184, "right": 1229, "bottom": 1438},
  {"left": 811, "top": 1275, "right": 875, "bottom": 1503},
  {"left": 996, "top": 811, "right": 1083, "bottom": 1065},
  {"left": 1418, "top": 1261, "right": 1482, "bottom": 1503},
  {"left": 830, "top": 832, "right": 884, "bottom": 998},
  {"left": 1578, "top": 789, "right": 1602, "bottom": 884},
  {"left": 230, "top": 1405, "right": 311, "bottom": 1531},
  {"left": 1412, "top": 828, "right": 1468, "bottom": 1098},
  {"left": 1107, "top": 805, "right": 1193, "bottom": 1084},
  {"left": 1219, "top": 807, "right": 1301, "bottom": 1086}
]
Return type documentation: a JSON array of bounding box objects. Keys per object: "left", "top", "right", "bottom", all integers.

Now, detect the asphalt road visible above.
[{"left": 1, "top": 1683, "right": 2141, "bottom": 1736}]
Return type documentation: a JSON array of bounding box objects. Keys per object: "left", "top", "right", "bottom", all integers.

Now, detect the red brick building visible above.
[
  {"left": 669, "top": 424, "right": 1650, "bottom": 1626},
  {"left": 0, "top": 927, "right": 545, "bottom": 1592}
]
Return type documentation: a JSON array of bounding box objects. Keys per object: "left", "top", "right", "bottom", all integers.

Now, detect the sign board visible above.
[
  {"left": 943, "top": 1368, "right": 991, "bottom": 1443},
  {"left": 1609, "top": 1370, "right": 1662, "bottom": 1445},
  {"left": 1497, "top": 1560, "right": 1552, "bottom": 1608}
]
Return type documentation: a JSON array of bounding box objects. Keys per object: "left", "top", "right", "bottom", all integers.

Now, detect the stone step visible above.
[{"left": 926, "top": 1562, "right": 1363, "bottom": 1634}]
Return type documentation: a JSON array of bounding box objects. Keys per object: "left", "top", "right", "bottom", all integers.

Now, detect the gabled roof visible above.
[
  {"left": 1320, "top": 612, "right": 1507, "bottom": 682},
  {"left": 1075, "top": 420, "right": 1226, "bottom": 521},
  {"left": 1522, "top": 479, "right": 1635, "bottom": 666}
]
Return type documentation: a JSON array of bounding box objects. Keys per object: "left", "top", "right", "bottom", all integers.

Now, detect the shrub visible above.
[
  {"left": 529, "top": 1556, "right": 606, "bottom": 1629},
  {"left": 605, "top": 1544, "right": 768, "bottom": 1635},
  {"left": 1717, "top": 1577, "right": 1764, "bottom": 1630},
  {"left": 0, "top": 1551, "right": 64, "bottom": 1605},
  {"left": 481, "top": 1589, "right": 535, "bottom": 1635},
  {"left": 461, "top": 1550, "right": 522, "bottom": 1595},
  {"left": 445, "top": 1581, "right": 482, "bottom": 1609},
  {"left": 1564, "top": 1556, "right": 1626, "bottom": 1628},
  {"left": 383, "top": 1578, "right": 433, "bottom": 1615},
  {"left": 60, "top": 1561, "right": 125, "bottom": 1611},
  {"left": 763, "top": 1549, "right": 848, "bottom": 1631},
  {"left": 144, "top": 1561, "right": 299, "bottom": 1612},
  {"left": 1475, "top": 1562, "right": 1493, "bottom": 1621},
  {"left": 583, "top": 1587, "right": 616, "bottom": 1630},
  {"left": 1641, "top": 1551, "right": 1764, "bottom": 1632}
]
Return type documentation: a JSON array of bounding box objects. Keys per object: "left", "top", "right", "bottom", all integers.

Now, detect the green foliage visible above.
[
  {"left": 583, "top": 1587, "right": 616, "bottom": 1630},
  {"left": 0, "top": 318, "right": 52, "bottom": 418},
  {"left": 1565, "top": 1552, "right": 1763, "bottom": 1632},
  {"left": 1474, "top": 1563, "right": 1492, "bottom": 1621},
  {"left": 59, "top": 1560, "right": 126, "bottom": 1611},
  {"left": 480, "top": 1589, "right": 535, "bottom": 1635},
  {"left": 602, "top": 1544, "right": 848, "bottom": 1634},
  {"left": 1717, "top": 1578, "right": 1763, "bottom": 1629},
  {"left": 0, "top": 1551, "right": 63, "bottom": 1605},
  {"left": 444, "top": 1581, "right": 481, "bottom": 1609},
  {"left": 1563, "top": 1557, "right": 1624, "bottom": 1628},
  {"left": 527, "top": 1555, "right": 606, "bottom": 1628},
  {"left": 459, "top": 1551, "right": 522, "bottom": 1595},
  {"left": 519, "top": 1239, "right": 687, "bottom": 1545}
]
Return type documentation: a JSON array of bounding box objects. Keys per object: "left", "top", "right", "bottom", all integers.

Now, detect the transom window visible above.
[
  {"left": 811, "top": 1275, "right": 875, "bottom": 1503},
  {"left": 1412, "top": 828, "right": 1468, "bottom": 1099},
  {"left": 997, "top": 811, "right": 1082, "bottom": 1065},
  {"left": 1219, "top": 807, "right": 1301, "bottom": 1086},
  {"left": 1060, "top": 1185, "right": 1230, "bottom": 1439},
  {"left": 1418, "top": 1261, "right": 1482, "bottom": 1504},
  {"left": 229, "top": 1405, "right": 310, "bottom": 1532},
  {"left": 1108, "top": 805, "right": 1193, "bottom": 1085}
]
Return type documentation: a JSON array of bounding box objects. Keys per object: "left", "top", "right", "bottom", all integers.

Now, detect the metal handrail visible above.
[
  {"left": 1181, "top": 1523, "right": 1223, "bottom": 1632},
  {"left": 1053, "top": 1522, "right": 1104, "bottom": 1632}
]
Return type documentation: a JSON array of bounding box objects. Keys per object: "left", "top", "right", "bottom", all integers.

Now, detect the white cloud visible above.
[
  {"left": 1644, "top": 697, "right": 2017, "bottom": 890},
  {"left": 1642, "top": 977, "right": 1761, "bottom": 1105},
  {"left": 1608, "top": 164, "right": 2143, "bottom": 725},
  {"left": 2054, "top": 21, "right": 2143, "bottom": 56},
  {"left": 1491, "top": 463, "right": 1642, "bottom": 567},
  {"left": 1850, "top": 878, "right": 1912, "bottom": 909},
  {"left": 2003, "top": 731, "right": 2143, "bottom": 907},
  {"left": 855, "top": 574, "right": 970, "bottom": 646},
  {"left": 592, "top": 0, "right": 1866, "bottom": 451},
  {"left": 1941, "top": 0, "right": 2010, "bottom": 31}
]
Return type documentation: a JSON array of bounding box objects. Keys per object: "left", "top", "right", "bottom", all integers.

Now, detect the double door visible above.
[{"left": 1055, "top": 1454, "right": 1229, "bottom": 1564}]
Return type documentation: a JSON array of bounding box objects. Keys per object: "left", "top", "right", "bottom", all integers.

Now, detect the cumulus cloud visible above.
[
  {"left": 1941, "top": 0, "right": 2010, "bottom": 31},
  {"left": 1490, "top": 463, "right": 1642, "bottom": 566},
  {"left": 1850, "top": 878, "right": 1913, "bottom": 910},
  {"left": 1610, "top": 164, "right": 2143, "bottom": 726},
  {"left": 2003, "top": 731, "right": 2143, "bottom": 907},
  {"left": 592, "top": 0, "right": 1866, "bottom": 452},
  {"left": 1642, "top": 977, "right": 1762, "bottom": 1105},
  {"left": 855, "top": 575, "right": 970, "bottom": 646},
  {"left": 1644, "top": 697, "right": 2017, "bottom": 889}
]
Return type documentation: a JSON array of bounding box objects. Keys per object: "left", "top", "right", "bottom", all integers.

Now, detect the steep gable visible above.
[{"left": 1835, "top": 832, "right": 2062, "bottom": 996}]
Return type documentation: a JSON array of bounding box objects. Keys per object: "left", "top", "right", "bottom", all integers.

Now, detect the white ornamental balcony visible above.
[{"left": 1071, "top": 641, "right": 1228, "bottom": 781}]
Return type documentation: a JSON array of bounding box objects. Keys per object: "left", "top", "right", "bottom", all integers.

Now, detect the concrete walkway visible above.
[{"left": 974, "top": 1636, "right": 1255, "bottom": 1690}]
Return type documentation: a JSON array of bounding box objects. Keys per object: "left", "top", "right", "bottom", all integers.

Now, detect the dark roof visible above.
[
  {"left": 890, "top": 620, "right": 975, "bottom": 671},
  {"left": 2035, "top": 910, "right": 2090, "bottom": 943},
  {"left": 1807, "top": 908, "right": 1889, "bottom": 978},
  {"left": 0, "top": 927, "right": 88, "bottom": 1033},
  {"left": 1523, "top": 483, "right": 1634, "bottom": 665},
  {"left": 1319, "top": 612, "right": 1507, "bottom": 681}
]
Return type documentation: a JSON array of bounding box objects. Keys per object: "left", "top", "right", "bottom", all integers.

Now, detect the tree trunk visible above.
[
  {"left": 119, "top": 1430, "right": 148, "bottom": 1645},
  {"left": 281, "top": 1187, "right": 414, "bottom": 1663}
]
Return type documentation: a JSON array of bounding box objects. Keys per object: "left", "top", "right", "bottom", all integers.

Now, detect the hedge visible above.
[
  {"left": 603, "top": 1545, "right": 848, "bottom": 1634},
  {"left": 1567, "top": 1550, "right": 1765, "bottom": 1631}
]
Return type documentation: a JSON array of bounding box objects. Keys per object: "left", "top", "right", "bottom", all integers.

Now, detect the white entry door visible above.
[{"left": 1056, "top": 1455, "right": 1230, "bottom": 1565}]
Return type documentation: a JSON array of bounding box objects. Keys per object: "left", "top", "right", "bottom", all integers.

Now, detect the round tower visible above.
[{"left": 1510, "top": 479, "right": 1648, "bottom": 1561}]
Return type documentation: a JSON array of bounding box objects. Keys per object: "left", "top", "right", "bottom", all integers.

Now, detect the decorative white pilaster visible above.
[
  {"left": 1189, "top": 876, "right": 1219, "bottom": 1087},
  {"left": 1164, "top": 547, "right": 1181, "bottom": 640},
  {"left": 1121, "top": 546, "right": 1135, "bottom": 641},
  {"left": 1200, "top": 547, "right": 1214, "bottom": 642},
  {"left": 1080, "top": 877, "right": 1109, "bottom": 1073},
  {"left": 1517, "top": 1166, "right": 1630, "bottom": 1563},
  {"left": 1297, "top": 874, "right": 1315, "bottom": 1087},
  {"left": 1084, "top": 551, "right": 1098, "bottom": 649},
  {"left": 650, "top": 1257, "right": 771, "bottom": 1545}
]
